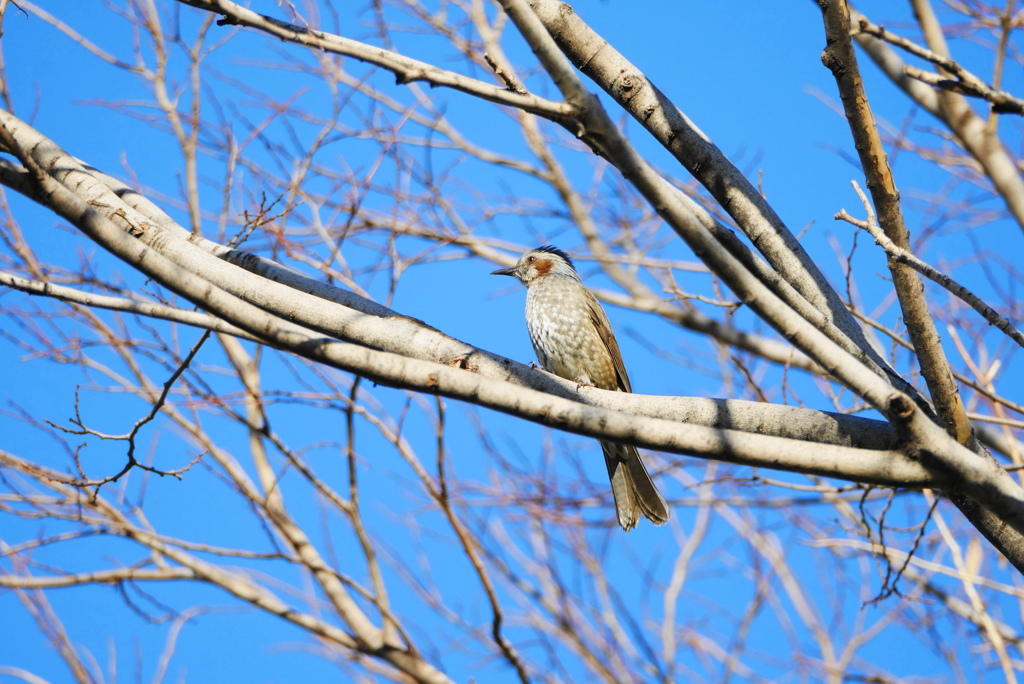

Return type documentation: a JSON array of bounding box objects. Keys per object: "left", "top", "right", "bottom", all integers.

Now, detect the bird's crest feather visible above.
[{"left": 534, "top": 245, "right": 575, "bottom": 272}]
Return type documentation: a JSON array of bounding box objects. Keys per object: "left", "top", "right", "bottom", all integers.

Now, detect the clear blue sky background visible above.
[{"left": 2, "top": 1, "right": 1022, "bottom": 682}]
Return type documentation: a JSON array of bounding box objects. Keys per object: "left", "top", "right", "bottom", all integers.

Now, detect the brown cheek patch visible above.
[{"left": 534, "top": 259, "right": 552, "bottom": 276}]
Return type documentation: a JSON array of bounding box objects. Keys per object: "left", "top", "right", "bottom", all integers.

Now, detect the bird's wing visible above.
[{"left": 584, "top": 290, "right": 632, "bottom": 393}]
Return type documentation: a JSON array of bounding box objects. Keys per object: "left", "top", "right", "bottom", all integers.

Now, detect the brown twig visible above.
[
  {"left": 854, "top": 17, "right": 1024, "bottom": 115},
  {"left": 836, "top": 181, "right": 1024, "bottom": 351},
  {"left": 820, "top": 0, "right": 971, "bottom": 442}
]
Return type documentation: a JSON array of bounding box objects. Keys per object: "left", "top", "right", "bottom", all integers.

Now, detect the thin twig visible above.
[
  {"left": 854, "top": 17, "right": 1024, "bottom": 115},
  {"left": 837, "top": 180, "right": 1024, "bottom": 351}
]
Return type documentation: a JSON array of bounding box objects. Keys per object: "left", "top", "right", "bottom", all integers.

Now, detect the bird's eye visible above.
[{"left": 527, "top": 256, "right": 535, "bottom": 263}]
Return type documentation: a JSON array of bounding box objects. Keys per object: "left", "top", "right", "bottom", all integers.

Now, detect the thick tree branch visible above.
[
  {"left": 0, "top": 259, "right": 911, "bottom": 454},
  {"left": 819, "top": 0, "right": 971, "bottom": 443},
  {"left": 0, "top": 263, "right": 914, "bottom": 457}
]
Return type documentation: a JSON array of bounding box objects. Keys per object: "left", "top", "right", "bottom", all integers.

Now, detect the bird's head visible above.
[{"left": 491, "top": 245, "right": 578, "bottom": 286}]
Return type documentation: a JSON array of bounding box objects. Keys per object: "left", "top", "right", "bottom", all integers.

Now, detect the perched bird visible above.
[{"left": 492, "top": 245, "right": 670, "bottom": 531}]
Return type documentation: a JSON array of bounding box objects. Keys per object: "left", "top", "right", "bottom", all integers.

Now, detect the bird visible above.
[{"left": 492, "top": 245, "right": 670, "bottom": 531}]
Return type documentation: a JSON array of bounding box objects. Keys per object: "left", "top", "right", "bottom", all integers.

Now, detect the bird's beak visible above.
[{"left": 491, "top": 266, "right": 517, "bottom": 277}]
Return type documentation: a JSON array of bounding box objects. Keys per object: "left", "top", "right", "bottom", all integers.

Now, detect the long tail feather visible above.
[{"left": 601, "top": 442, "right": 670, "bottom": 531}]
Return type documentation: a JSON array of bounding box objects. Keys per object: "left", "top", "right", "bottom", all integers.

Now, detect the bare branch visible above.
[
  {"left": 851, "top": 4, "right": 1024, "bottom": 234},
  {"left": 854, "top": 17, "right": 1024, "bottom": 115},
  {"left": 837, "top": 182, "right": 1024, "bottom": 351},
  {"left": 167, "top": 0, "right": 576, "bottom": 124},
  {"left": 819, "top": 0, "right": 971, "bottom": 441}
]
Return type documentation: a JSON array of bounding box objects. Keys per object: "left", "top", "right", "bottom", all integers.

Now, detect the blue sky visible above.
[{"left": 2, "top": 1, "right": 1022, "bottom": 682}]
